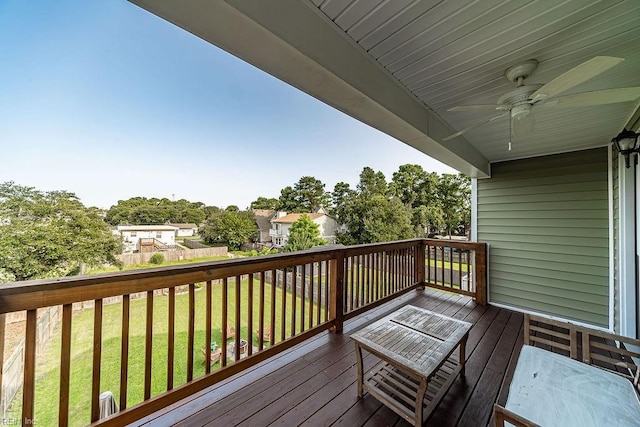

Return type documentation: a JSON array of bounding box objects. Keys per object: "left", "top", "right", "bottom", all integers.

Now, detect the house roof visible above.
[
  {"left": 252, "top": 209, "right": 276, "bottom": 231},
  {"left": 271, "top": 213, "right": 323, "bottom": 224},
  {"left": 117, "top": 225, "right": 179, "bottom": 231},
  {"left": 168, "top": 223, "right": 197, "bottom": 229}
]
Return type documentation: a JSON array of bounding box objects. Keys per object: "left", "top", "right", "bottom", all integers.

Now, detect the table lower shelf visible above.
[{"left": 363, "top": 356, "right": 461, "bottom": 425}]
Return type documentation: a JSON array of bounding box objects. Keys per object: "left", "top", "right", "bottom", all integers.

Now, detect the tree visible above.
[
  {"left": 390, "top": 164, "right": 438, "bottom": 208},
  {"left": 250, "top": 197, "right": 278, "bottom": 210},
  {"left": 284, "top": 215, "right": 326, "bottom": 252},
  {"left": 330, "top": 181, "right": 354, "bottom": 222},
  {"left": 0, "top": 182, "right": 123, "bottom": 282},
  {"left": 357, "top": 167, "right": 388, "bottom": 197},
  {"left": 199, "top": 209, "right": 257, "bottom": 250},
  {"left": 334, "top": 168, "right": 413, "bottom": 244},
  {"left": 277, "top": 176, "right": 330, "bottom": 213},
  {"left": 105, "top": 197, "right": 205, "bottom": 225},
  {"left": 437, "top": 173, "right": 471, "bottom": 236}
]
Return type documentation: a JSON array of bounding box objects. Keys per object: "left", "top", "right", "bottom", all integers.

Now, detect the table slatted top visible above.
[{"left": 351, "top": 305, "right": 472, "bottom": 377}]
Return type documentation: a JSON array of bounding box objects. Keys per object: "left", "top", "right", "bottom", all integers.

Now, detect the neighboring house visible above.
[
  {"left": 252, "top": 209, "right": 276, "bottom": 244},
  {"left": 113, "top": 225, "right": 179, "bottom": 253},
  {"left": 170, "top": 223, "right": 198, "bottom": 237},
  {"left": 270, "top": 210, "right": 338, "bottom": 248}
]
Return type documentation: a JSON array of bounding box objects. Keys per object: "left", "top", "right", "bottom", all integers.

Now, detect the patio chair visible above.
[
  {"left": 256, "top": 325, "right": 272, "bottom": 342},
  {"left": 226, "top": 322, "right": 236, "bottom": 339},
  {"left": 201, "top": 348, "right": 222, "bottom": 366}
]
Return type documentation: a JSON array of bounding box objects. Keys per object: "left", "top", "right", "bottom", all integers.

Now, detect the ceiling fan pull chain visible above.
[{"left": 508, "top": 110, "right": 513, "bottom": 151}]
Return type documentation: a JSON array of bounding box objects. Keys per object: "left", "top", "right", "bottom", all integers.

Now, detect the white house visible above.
[
  {"left": 269, "top": 211, "right": 338, "bottom": 248},
  {"left": 170, "top": 223, "right": 198, "bottom": 237},
  {"left": 113, "top": 225, "right": 179, "bottom": 253},
  {"left": 252, "top": 209, "right": 276, "bottom": 244}
]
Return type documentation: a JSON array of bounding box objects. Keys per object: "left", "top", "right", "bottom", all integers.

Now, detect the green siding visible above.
[{"left": 478, "top": 148, "right": 609, "bottom": 327}]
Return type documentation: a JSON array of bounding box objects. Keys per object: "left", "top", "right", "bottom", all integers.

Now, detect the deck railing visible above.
[{"left": 0, "top": 238, "right": 486, "bottom": 426}]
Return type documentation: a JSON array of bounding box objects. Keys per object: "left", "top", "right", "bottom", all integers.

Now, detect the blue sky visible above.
[{"left": 0, "top": 1, "right": 454, "bottom": 209}]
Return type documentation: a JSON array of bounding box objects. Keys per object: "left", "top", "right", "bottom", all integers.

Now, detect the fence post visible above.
[
  {"left": 475, "top": 243, "right": 487, "bottom": 305},
  {"left": 416, "top": 240, "right": 425, "bottom": 289},
  {"left": 329, "top": 251, "right": 345, "bottom": 333}
]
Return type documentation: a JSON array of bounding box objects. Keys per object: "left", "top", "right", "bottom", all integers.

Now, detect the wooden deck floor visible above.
[{"left": 133, "top": 288, "right": 524, "bottom": 426}]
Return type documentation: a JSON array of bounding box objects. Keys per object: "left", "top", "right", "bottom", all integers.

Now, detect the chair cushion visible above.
[{"left": 506, "top": 345, "right": 640, "bottom": 427}]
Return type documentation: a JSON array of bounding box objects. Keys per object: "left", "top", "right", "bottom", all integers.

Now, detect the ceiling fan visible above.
[{"left": 444, "top": 56, "right": 640, "bottom": 141}]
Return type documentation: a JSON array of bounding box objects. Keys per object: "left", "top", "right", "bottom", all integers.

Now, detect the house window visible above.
[
  {"left": 156, "top": 232, "right": 162, "bottom": 239},
  {"left": 131, "top": 232, "right": 137, "bottom": 237}
]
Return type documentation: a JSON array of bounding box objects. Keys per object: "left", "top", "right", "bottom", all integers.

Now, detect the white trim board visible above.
[{"left": 488, "top": 302, "right": 614, "bottom": 333}]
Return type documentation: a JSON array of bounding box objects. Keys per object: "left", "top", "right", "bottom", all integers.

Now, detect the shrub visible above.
[{"left": 149, "top": 253, "right": 164, "bottom": 265}]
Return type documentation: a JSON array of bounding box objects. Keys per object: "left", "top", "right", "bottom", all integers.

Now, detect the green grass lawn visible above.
[
  {"left": 87, "top": 256, "right": 230, "bottom": 275},
  {"left": 10, "top": 278, "right": 323, "bottom": 427},
  {"left": 427, "top": 259, "right": 471, "bottom": 273}
]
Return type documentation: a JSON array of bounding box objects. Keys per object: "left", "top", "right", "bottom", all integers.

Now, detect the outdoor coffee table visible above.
[{"left": 351, "top": 305, "right": 472, "bottom": 426}]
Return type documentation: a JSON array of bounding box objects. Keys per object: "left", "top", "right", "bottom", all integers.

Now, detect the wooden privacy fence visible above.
[{"left": 0, "top": 238, "right": 486, "bottom": 426}]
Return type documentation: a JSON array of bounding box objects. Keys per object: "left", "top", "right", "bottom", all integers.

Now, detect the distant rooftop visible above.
[
  {"left": 271, "top": 213, "right": 324, "bottom": 224},
  {"left": 116, "top": 225, "right": 179, "bottom": 231}
]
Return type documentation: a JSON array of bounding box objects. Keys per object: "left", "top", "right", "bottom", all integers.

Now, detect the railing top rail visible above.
[
  {"left": 422, "top": 238, "right": 485, "bottom": 251},
  {"left": 0, "top": 238, "right": 483, "bottom": 314}
]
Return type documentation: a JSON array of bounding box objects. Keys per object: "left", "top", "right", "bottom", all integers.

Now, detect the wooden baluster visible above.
[
  {"left": 247, "top": 274, "right": 253, "bottom": 356},
  {"left": 374, "top": 252, "right": 379, "bottom": 301},
  {"left": 291, "top": 266, "right": 297, "bottom": 337},
  {"left": 280, "top": 269, "right": 286, "bottom": 341},
  {"left": 475, "top": 244, "right": 488, "bottom": 305},
  {"left": 458, "top": 250, "right": 463, "bottom": 291},
  {"left": 349, "top": 257, "right": 355, "bottom": 311},
  {"left": 440, "top": 246, "right": 445, "bottom": 287},
  {"left": 364, "top": 254, "right": 371, "bottom": 304},
  {"left": 144, "top": 292, "right": 152, "bottom": 400},
  {"left": 91, "top": 299, "right": 103, "bottom": 421},
  {"left": 23, "top": 309, "right": 36, "bottom": 426},
  {"left": 167, "top": 288, "right": 175, "bottom": 388},
  {"left": 121, "top": 295, "right": 131, "bottom": 406},
  {"left": 427, "top": 245, "right": 431, "bottom": 284},
  {"left": 300, "top": 264, "right": 306, "bottom": 332},
  {"left": 324, "top": 260, "right": 329, "bottom": 322},
  {"left": 329, "top": 253, "right": 345, "bottom": 333},
  {"left": 354, "top": 255, "right": 360, "bottom": 308},
  {"left": 373, "top": 253, "right": 377, "bottom": 301},
  {"left": 270, "top": 270, "right": 276, "bottom": 346},
  {"left": 221, "top": 278, "right": 228, "bottom": 366},
  {"left": 187, "top": 283, "right": 195, "bottom": 381},
  {"left": 308, "top": 263, "right": 314, "bottom": 329},
  {"left": 59, "top": 304, "right": 72, "bottom": 426},
  {"left": 316, "top": 262, "right": 321, "bottom": 326},
  {"left": 450, "top": 248, "right": 454, "bottom": 290},
  {"left": 259, "top": 271, "right": 265, "bottom": 351},
  {"left": 235, "top": 276, "right": 241, "bottom": 361},
  {"left": 205, "top": 280, "right": 212, "bottom": 374}
]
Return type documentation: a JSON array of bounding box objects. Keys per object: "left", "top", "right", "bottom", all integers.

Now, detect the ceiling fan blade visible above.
[
  {"left": 530, "top": 56, "right": 624, "bottom": 103},
  {"left": 542, "top": 87, "right": 640, "bottom": 108},
  {"left": 448, "top": 104, "right": 508, "bottom": 112},
  {"left": 443, "top": 112, "right": 509, "bottom": 141}
]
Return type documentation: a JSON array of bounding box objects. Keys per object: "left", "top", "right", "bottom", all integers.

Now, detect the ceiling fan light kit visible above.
[{"left": 444, "top": 56, "right": 640, "bottom": 146}]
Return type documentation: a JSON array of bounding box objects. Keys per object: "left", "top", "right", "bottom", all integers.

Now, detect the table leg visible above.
[
  {"left": 460, "top": 332, "right": 468, "bottom": 377},
  {"left": 415, "top": 377, "right": 427, "bottom": 426},
  {"left": 355, "top": 342, "right": 364, "bottom": 398}
]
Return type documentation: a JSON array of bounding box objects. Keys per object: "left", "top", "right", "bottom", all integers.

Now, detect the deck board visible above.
[{"left": 135, "top": 289, "right": 527, "bottom": 426}]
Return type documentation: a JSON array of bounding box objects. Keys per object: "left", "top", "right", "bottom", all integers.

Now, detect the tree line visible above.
[
  {"left": 250, "top": 165, "right": 470, "bottom": 244},
  {"left": 0, "top": 166, "right": 469, "bottom": 282}
]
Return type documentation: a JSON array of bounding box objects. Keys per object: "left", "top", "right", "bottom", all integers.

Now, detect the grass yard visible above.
[
  {"left": 10, "top": 278, "right": 324, "bottom": 427},
  {"left": 87, "top": 256, "right": 230, "bottom": 275},
  {"left": 427, "top": 259, "right": 471, "bottom": 273}
]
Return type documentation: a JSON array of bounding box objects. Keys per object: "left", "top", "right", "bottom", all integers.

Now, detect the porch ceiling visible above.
[{"left": 129, "top": 0, "right": 640, "bottom": 176}]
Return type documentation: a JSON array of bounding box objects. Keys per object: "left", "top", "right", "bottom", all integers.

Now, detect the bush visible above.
[{"left": 149, "top": 253, "right": 164, "bottom": 265}]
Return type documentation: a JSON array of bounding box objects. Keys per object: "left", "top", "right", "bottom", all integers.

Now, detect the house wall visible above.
[
  {"left": 315, "top": 216, "right": 338, "bottom": 244},
  {"left": 120, "top": 230, "right": 176, "bottom": 250},
  {"left": 478, "top": 148, "right": 609, "bottom": 327},
  {"left": 176, "top": 228, "right": 196, "bottom": 237}
]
